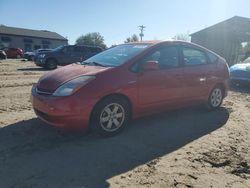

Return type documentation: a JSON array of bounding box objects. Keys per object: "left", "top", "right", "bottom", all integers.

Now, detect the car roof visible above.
[
  {"left": 67, "top": 44, "right": 102, "bottom": 49},
  {"left": 126, "top": 40, "right": 223, "bottom": 59},
  {"left": 126, "top": 40, "right": 195, "bottom": 46}
]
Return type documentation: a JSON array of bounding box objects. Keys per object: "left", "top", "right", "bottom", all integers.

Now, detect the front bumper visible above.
[{"left": 31, "top": 85, "right": 93, "bottom": 131}]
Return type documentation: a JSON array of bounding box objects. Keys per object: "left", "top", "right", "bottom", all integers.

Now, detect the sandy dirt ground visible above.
[{"left": 0, "top": 59, "right": 249, "bottom": 188}]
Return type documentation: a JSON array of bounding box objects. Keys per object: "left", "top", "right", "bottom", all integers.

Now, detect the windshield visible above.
[
  {"left": 243, "top": 57, "right": 250, "bottom": 63},
  {"left": 82, "top": 44, "right": 151, "bottom": 67}
]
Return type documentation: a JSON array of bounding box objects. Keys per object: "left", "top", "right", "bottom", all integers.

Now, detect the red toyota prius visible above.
[{"left": 31, "top": 41, "right": 229, "bottom": 136}]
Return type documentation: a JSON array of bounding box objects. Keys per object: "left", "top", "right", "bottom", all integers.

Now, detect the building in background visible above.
[
  {"left": 191, "top": 16, "right": 250, "bottom": 65},
  {"left": 0, "top": 25, "right": 68, "bottom": 52}
]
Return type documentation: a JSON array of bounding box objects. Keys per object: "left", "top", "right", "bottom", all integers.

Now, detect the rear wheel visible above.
[
  {"left": 207, "top": 86, "right": 223, "bottom": 110},
  {"left": 16, "top": 54, "right": 21, "bottom": 59},
  {"left": 90, "top": 96, "right": 131, "bottom": 137},
  {"left": 46, "top": 59, "right": 57, "bottom": 70}
]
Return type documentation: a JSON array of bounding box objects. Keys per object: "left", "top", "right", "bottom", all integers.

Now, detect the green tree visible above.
[
  {"left": 76, "top": 32, "right": 107, "bottom": 49},
  {"left": 125, "top": 34, "right": 139, "bottom": 43}
]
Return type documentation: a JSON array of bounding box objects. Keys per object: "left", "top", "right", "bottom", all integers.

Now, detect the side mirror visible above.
[{"left": 143, "top": 61, "right": 159, "bottom": 71}]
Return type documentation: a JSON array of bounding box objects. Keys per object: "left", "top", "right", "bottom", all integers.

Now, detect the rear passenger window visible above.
[
  {"left": 183, "top": 48, "right": 207, "bottom": 66},
  {"left": 207, "top": 51, "right": 218, "bottom": 63}
]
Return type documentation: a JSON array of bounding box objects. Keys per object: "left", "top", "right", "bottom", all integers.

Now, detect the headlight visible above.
[
  {"left": 38, "top": 54, "right": 46, "bottom": 58},
  {"left": 53, "top": 76, "right": 95, "bottom": 96}
]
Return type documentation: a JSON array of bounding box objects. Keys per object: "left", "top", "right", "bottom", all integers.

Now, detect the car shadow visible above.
[
  {"left": 0, "top": 107, "right": 229, "bottom": 188},
  {"left": 17, "top": 67, "right": 47, "bottom": 72}
]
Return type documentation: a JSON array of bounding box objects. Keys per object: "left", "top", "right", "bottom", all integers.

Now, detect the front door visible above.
[{"left": 138, "top": 45, "right": 184, "bottom": 107}]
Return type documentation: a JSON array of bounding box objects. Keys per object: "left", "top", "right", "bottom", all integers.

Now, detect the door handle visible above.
[{"left": 199, "top": 77, "right": 206, "bottom": 82}]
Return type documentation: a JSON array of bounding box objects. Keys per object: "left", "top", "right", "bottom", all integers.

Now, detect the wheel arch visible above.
[
  {"left": 90, "top": 93, "right": 134, "bottom": 121},
  {"left": 213, "top": 82, "right": 226, "bottom": 98}
]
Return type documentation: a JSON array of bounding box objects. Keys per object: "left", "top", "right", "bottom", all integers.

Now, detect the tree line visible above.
[{"left": 75, "top": 32, "right": 141, "bottom": 49}]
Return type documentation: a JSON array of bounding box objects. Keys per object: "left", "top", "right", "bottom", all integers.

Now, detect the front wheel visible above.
[
  {"left": 90, "top": 96, "right": 131, "bottom": 137},
  {"left": 207, "top": 86, "right": 223, "bottom": 110}
]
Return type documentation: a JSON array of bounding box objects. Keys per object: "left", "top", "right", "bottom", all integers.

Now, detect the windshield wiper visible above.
[{"left": 81, "top": 61, "right": 107, "bottom": 67}]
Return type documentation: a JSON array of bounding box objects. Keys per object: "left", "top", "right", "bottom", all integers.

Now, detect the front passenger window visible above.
[
  {"left": 141, "top": 46, "right": 179, "bottom": 69},
  {"left": 158, "top": 47, "right": 179, "bottom": 69}
]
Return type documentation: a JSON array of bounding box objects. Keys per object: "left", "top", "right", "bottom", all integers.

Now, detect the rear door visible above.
[
  {"left": 181, "top": 45, "right": 212, "bottom": 101},
  {"left": 60, "top": 46, "right": 77, "bottom": 65}
]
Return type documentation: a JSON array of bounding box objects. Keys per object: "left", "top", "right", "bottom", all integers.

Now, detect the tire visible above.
[
  {"left": 30, "top": 55, "right": 35, "bottom": 61},
  {"left": 46, "top": 59, "right": 57, "bottom": 70},
  {"left": 17, "top": 54, "right": 21, "bottom": 59},
  {"left": 207, "top": 86, "right": 224, "bottom": 110},
  {"left": 90, "top": 96, "right": 131, "bottom": 137},
  {"left": 0, "top": 54, "right": 5, "bottom": 59}
]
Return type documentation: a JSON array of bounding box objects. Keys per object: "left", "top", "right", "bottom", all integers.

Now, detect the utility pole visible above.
[{"left": 138, "top": 25, "right": 146, "bottom": 41}]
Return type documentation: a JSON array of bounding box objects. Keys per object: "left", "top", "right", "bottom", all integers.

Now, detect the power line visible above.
[{"left": 138, "top": 25, "right": 146, "bottom": 41}]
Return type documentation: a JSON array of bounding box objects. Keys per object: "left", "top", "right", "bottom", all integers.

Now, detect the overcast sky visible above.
[{"left": 1, "top": 0, "right": 250, "bottom": 47}]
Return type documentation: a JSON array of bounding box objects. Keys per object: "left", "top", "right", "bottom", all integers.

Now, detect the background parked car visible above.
[
  {"left": 24, "top": 49, "right": 52, "bottom": 61},
  {"left": 0, "top": 50, "right": 7, "bottom": 59},
  {"left": 230, "top": 56, "right": 250, "bottom": 85},
  {"left": 35, "top": 45, "right": 103, "bottom": 69},
  {"left": 2, "top": 47, "right": 24, "bottom": 58}
]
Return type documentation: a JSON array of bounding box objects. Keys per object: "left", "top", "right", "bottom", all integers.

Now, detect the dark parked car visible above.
[
  {"left": 31, "top": 41, "right": 229, "bottom": 136},
  {"left": 230, "top": 57, "right": 250, "bottom": 85},
  {"left": 24, "top": 49, "right": 53, "bottom": 61},
  {"left": 35, "top": 45, "right": 103, "bottom": 69},
  {"left": 3, "top": 47, "right": 24, "bottom": 58},
  {"left": 0, "top": 50, "right": 7, "bottom": 59}
]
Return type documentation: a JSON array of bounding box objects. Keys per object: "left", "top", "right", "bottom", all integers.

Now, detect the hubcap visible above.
[
  {"left": 210, "top": 88, "right": 222, "bottom": 107},
  {"left": 100, "top": 103, "right": 125, "bottom": 132}
]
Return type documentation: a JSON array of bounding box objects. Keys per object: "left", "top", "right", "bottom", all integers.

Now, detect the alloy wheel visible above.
[
  {"left": 99, "top": 103, "right": 125, "bottom": 132},
  {"left": 210, "top": 88, "right": 223, "bottom": 107}
]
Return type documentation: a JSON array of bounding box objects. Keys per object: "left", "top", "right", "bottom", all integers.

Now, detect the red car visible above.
[
  {"left": 4, "top": 47, "right": 24, "bottom": 58},
  {"left": 31, "top": 41, "right": 229, "bottom": 136}
]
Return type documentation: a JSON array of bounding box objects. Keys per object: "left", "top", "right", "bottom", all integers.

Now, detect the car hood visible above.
[{"left": 37, "top": 63, "right": 112, "bottom": 93}]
